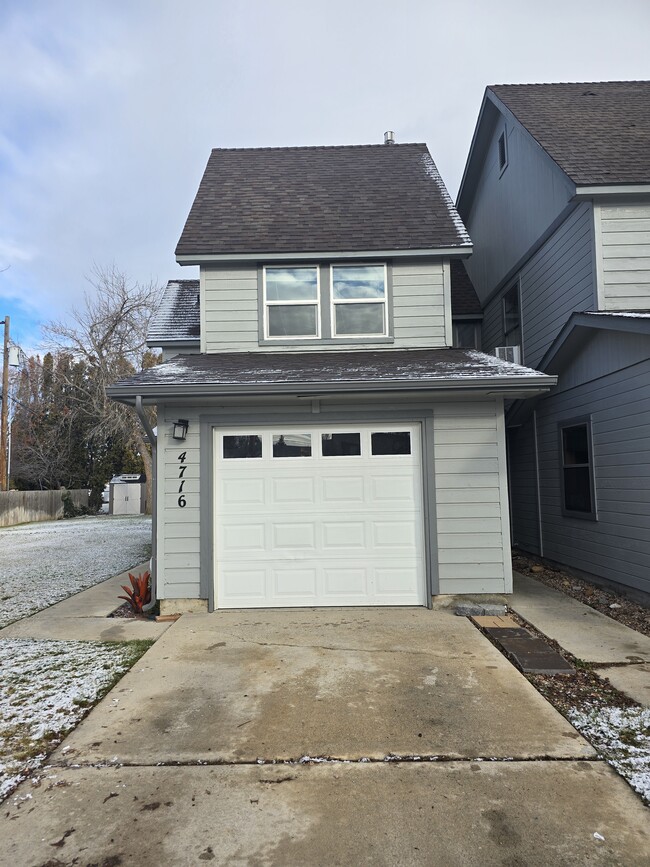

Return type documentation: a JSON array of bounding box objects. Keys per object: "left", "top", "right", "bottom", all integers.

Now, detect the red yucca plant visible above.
[{"left": 118, "top": 571, "right": 151, "bottom": 614}]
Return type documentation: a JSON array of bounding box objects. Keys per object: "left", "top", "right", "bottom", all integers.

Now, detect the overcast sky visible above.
[{"left": 1, "top": 0, "right": 649, "bottom": 352}]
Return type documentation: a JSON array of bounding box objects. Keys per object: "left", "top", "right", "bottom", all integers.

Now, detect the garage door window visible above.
[
  {"left": 223, "top": 435, "right": 263, "bottom": 459},
  {"left": 371, "top": 432, "right": 411, "bottom": 455},
  {"left": 321, "top": 432, "right": 361, "bottom": 456},
  {"left": 273, "top": 433, "right": 312, "bottom": 457}
]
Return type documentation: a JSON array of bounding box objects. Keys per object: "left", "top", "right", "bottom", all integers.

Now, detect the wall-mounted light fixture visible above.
[{"left": 172, "top": 419, "right": 189, "bottom": 441}]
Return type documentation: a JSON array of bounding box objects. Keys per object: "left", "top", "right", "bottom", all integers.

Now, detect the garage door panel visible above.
[
  {"left": 222, "top": 568, "right": 266, "bottom": 600},
  {"left": 272, "top": 476, "right": 315, "bottom": 504},
  {"left": 222, "top": 523, "right": 265, "bottom": 552},
  {"left": 321, "top": 475, "right": 365, "bottom": 503},
  {"left": 322, "top": 568, "right": 367, "bottom": 595},
  {"left": 221, "top": 477, "right": 265, "bottom": 506},
  {"left": 322, "top": 522, "right": 366, "bottom": 549},
  {"left": 372, "top": 521, "right": 417, "bottom": 548},
  {"left": 272, "top": 522, "right": 316, "bottom": 549},
  {"left": 375, "top": 564, "right": 420, "bottom": 597},
  {"left": 215, "top": 425, "right": 426, "bottom": 608}
]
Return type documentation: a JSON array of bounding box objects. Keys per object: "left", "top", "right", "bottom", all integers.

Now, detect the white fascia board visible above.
[
  {"left": 108, "top": 375, "right": 556, "bottom": 405},
  {"left": 575, "top": 184, "right": 650, "bottom": 198},
  {"left": 176, "top": 246, "right": 473, "bottom": 265}
]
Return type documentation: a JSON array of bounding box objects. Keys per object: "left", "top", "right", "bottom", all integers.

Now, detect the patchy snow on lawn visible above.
[
  {"left": 0, "top": 516, "right": 151, "bottom": 628},
  {"left": 569, "top": 705, "right": 650, "bottom": 803},
  {"left": 0, "top": 637, "right": 150, "bottom": 801}
]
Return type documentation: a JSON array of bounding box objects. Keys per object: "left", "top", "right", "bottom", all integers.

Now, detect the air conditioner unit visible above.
[{"left": 495, "top": 345, "right": 521, "bottom": 364}]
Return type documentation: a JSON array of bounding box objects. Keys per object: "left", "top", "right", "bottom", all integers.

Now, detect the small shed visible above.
[{"left": 109, "top": 474, "right": 146, "bottom": 516}]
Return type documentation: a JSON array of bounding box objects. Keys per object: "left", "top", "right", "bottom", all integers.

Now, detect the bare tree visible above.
[{"left": 43, "top": 264, "right": 161, "bottom": 512}]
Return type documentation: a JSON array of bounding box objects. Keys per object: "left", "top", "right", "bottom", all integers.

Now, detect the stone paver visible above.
[{"left": 510, "top": 572, "right": 650, "bottom": 663}]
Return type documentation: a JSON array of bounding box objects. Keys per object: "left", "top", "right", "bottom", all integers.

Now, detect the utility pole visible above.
[{"left": 0, "top": 316, "right": 9, "bottom": 491}]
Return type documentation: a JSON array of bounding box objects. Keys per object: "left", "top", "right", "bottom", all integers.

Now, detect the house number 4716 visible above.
[{"left": 177, "top": 451, "right": 187, "bottom": 507}]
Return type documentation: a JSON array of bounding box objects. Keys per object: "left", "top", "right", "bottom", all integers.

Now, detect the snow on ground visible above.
[
  {"left": 0, "top": 638, "right": 151, "bottom": 801},
  {"left": 569, "top": 705, "right": 650, "bottom": 803},
  {"left": 0, "top": 515, "right": 151, "bottom": 628}
]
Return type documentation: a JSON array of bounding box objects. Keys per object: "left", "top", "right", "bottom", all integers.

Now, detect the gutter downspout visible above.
[{"left": 135, "top": 395, "right": 157, "bottom": 612}]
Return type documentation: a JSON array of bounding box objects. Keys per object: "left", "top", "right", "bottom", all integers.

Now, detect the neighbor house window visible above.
[
  {"left": 502, "top": 283, "right": 521, "bottom": 346},
  {"left": 452, "top": 320, "right": 481, "bottom": 349},
  {"left": 498, "top": 130, "right": 508, "bottom": 173},
  {"left": 331, "top": 264, "right": 388, "bottom": 337},
  {"left": 560, "top": 419, "right": 597, "bottom": 519},
  {"left": 264, "top": 266, "right": 320, "bottom": 338}
]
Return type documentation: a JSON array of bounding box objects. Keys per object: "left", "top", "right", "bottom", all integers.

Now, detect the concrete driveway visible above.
[{"left": 2, "top": 608, "right": 649, "bottom": 865}]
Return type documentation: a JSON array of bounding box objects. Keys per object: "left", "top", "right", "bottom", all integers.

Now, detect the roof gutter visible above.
[
  {"left": 109, "top": 374, "right": 556, "bottom": 404},
  {"left": 135, "top": 396, "right": 157, "bottom": 613}
]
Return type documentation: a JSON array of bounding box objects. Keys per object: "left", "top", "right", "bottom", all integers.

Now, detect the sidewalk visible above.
[
  {"left": 0, "top": 564, "right": 170, "bottom": 643},
  {"left": 510, "top": 571, "right": 650, "bottom": 706}
]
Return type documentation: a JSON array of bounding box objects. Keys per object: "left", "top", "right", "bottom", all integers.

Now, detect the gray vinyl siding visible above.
[
  {"left": 392, "top": 260, "right": 448, "bottom": 347},
  {"left": 599, "top": 202, "right": 650, "bottom": 310},
  {"left": 532, "top": 330, "right": 650, "bottom": 596},
  {"left": 462, "top": 113, "right": 575, "bottom": 305},
  {"left": 433, "top": 400, "right": 512, "bottom": 593},
  {"left": 201, "top": 259, "right": 449, "bottom": 352},
  {"left": 481, "top": 203, "right": 596, "bottom": 368},
  {"left": 156, "top": 403, "right": 202, "bottom": 599},
  {"left": 507, "top": 417, "right": 540, "bottom": 554}
]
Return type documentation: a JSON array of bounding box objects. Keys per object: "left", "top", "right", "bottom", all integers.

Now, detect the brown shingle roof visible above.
[
  {"left": 450, "top": 260, "right": 482, "bottom": 316},
  {"left": 176, "top": 143, "right": 470, "bottom": 257},
  {"left": 490, "top": 81, "right": 650, "bottom": 185}
]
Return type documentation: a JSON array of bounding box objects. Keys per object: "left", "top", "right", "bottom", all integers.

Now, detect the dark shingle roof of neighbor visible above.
[
  {"left": 175, "top": 143, "right": 471, "bottom": 257},
  {"left": 450, "top": 260, "right": 482, "bottom": 316},
  {"left": 490, "top": 81, "right": 650, "bottom": 185},
  {"left": 110, "top": 349, "right": 550, "bottom": 397},
  {"left": 147, "top": 280, "right": 200, "bottom": 343}
]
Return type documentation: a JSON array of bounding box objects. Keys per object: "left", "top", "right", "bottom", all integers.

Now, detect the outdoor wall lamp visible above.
[{"left": 172, "top": 419, "right": 189, "bottom": 441}]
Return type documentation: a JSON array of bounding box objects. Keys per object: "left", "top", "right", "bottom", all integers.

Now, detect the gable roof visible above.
[
  {"left": 176, "top": 143, "right": 471, "bottom": 260},
  {"left": 147, "top": 280, "right": 200, "bottom": 345},
  {"left": 490, "top": 81, "right": 650, "bottom": 185}
]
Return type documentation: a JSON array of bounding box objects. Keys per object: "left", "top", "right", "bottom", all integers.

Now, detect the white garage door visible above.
[{"left": 214, "top": 424, "right": 426, "bottom": 608}]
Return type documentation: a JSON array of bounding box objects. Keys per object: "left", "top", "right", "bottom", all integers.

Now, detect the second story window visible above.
[
  {"left": 331, "top": 265, "right": 387, "bottom": 337},
  {"left": 264, "top": 267, "right": 320, "bottom": 339}
]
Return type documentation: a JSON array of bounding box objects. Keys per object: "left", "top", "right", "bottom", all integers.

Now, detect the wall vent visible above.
[{"left": 495, "top": 345, "right": 521, "bottom": 364}]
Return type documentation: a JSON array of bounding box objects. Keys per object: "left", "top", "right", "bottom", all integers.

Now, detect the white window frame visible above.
[
  {"left": 559, "top": 417, "right": 597, "bottom": 521},
  {"left": 263, "top": 265, "right": 321, "bottom": 340},
  {"left": 330, "top": 263, "right": 388, "bottom": 339}
]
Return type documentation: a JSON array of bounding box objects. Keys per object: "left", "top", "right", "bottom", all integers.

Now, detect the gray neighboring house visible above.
[
  {"left": 457, "top": 81, "right": 650, "bottom": 601},
  {"left": 109, "top": 140, "right": 553, "bottom": 612}
]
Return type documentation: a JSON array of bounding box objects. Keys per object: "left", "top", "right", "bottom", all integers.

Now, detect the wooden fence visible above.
[{"left": 0, "top": 489, "right": 89, "bottom": 529}]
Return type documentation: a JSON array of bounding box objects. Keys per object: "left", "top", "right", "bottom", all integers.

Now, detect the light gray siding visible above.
[
  {"left": 392, "top": 260, "right": 449, "bottom": 346},
  {"left": 462, "top": 113, "right": 575, "bottom": 305},
  {"left": 481, "top": 202, "right": 596, "bottom": 368},
  {"left": 201, "top": 259, "right": 449, "bottom": 352},
  {"left": 598, "top": 201, "right": 650, "bottom": 310},
  {"left": 528, "top": 330, "right": 650, "bottom": 596},
  {"left": 156, "top": 404, "right": 202, "bottom": 599},
  {"left": 202, "top": 267, "right": 259, "bottom": 352},
  {"left": 433, "top": 400, "right": 512, "bottom": 593}
]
